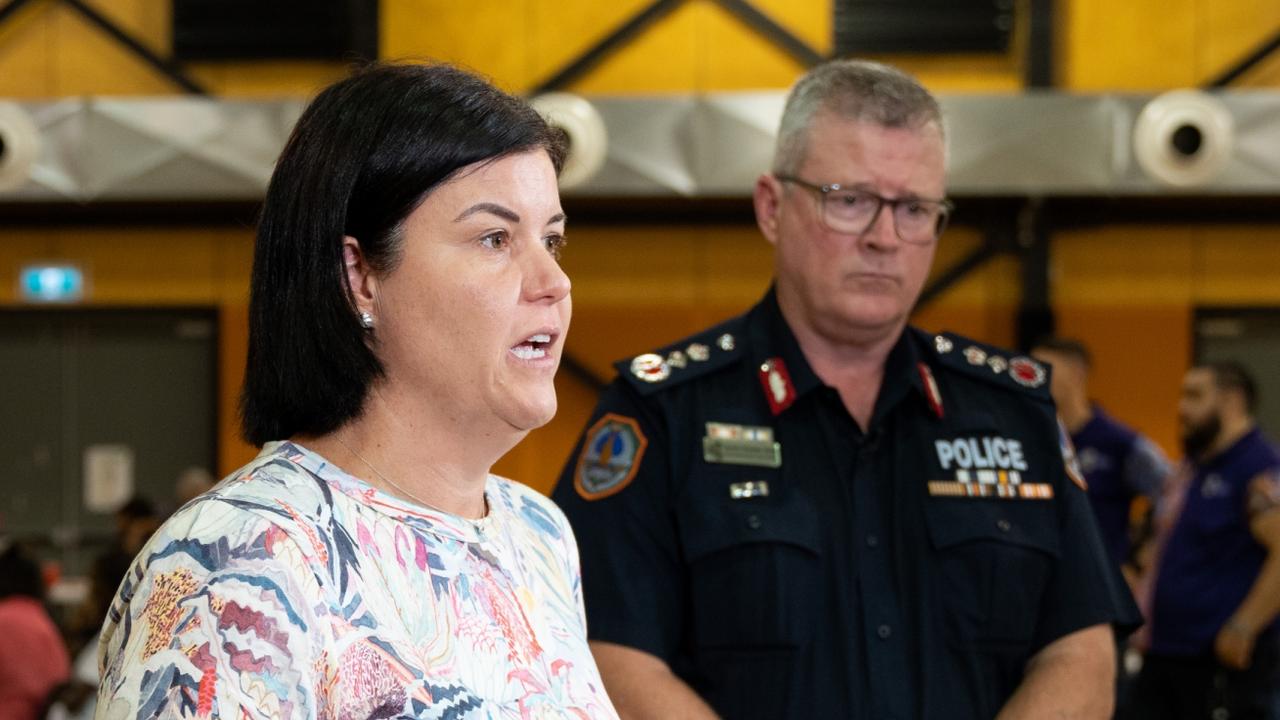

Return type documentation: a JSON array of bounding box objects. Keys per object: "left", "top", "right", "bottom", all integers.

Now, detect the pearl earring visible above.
[{"left": 359, "top": 312, "right": 374, "bottom": 329}]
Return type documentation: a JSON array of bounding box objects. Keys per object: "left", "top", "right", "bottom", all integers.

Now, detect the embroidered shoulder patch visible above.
[
  {"left": 1057, "top": 417, "right": 1088, "bottom": 491},
  {"left": 575, "top": 413, "right": 649, "bottom": 501},
  {"left": 1247, "top": 471, "right": 1280, "bottom": 518}
]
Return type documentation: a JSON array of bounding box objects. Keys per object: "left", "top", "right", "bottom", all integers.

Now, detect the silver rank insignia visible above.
[
  {"left": 630, "top": 353, "right": 670, "bottom": 383},
  {"left": 666, "top": 350, "right": 688, "bottom": 369},
  {"left": 687, "top": 343, "right": 711, "bottom": 362},
  {"left": 717, "top": 333, "right": 735, "bottom": 351},
  {"left": 987, "top": 355, "right": 1008, "bottom": 374},
  {"left": 704, "top": 422, "right": 781, "bottom": 468},
  {"left": 936, "top": 335, "right": 954, "bottom": 354},
  {"left": 729, "top": 480, "right": 770, "bottom": 499},
  {"left": 963, "top": 346, "right": 987, "bottom": 365}
]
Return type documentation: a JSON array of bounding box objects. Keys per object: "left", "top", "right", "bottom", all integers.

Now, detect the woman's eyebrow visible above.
[{"left": 454, "top": 202, "right": 520, "bottom": 223}]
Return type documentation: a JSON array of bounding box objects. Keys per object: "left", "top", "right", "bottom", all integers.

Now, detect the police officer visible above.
[
  {"left": 552, "top": 59, "right": 1140, "bottom": 719},
  {"left": 1131, "top": 362, "right": 1280, "bottom": 720}
]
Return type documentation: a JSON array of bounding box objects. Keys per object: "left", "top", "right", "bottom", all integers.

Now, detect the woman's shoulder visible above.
[
  {"left": 144, "top": 444, "right": 339, "bottom": 564},
  {"left": 488, "top": 475, "right": 572, "bottom": 543}
]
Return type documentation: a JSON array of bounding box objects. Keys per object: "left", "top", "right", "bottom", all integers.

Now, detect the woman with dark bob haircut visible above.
[{"left": 98, "top": 63, "right": 618, "bottom": 719}]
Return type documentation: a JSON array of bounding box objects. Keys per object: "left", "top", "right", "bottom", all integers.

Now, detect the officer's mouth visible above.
[{"left": 847, "top": 271, "right": 901, "bottom": 286}]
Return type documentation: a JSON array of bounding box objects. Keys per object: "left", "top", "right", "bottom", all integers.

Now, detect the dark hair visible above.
[
  {"left": 0, "top": 542, "right": 46, "bottom": 600},
  {"left": 241, "top": 62, "right": 568, "bottom": 446},
  {"left": 1031, "top": 336, "right": 1092, "bottom": 369},
  {"left": 115, "top": 495, "right": 156, "bottom": 520},
  {"left": 1200, "top": 360, "right": 1258, "bottom": 414}
]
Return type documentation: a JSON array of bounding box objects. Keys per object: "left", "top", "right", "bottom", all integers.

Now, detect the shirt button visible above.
[
  {"left": 746, "top": 514, "right": 762, "bottom": 530},
  {"left": 865, "top": 534, "right": 879, "bottom": 548},
  {"left": 877, "top": 624, "right": 892, "bottom": 640},
  {"left": 996, "top": 519, "right": 1012, "bottom": 533}
]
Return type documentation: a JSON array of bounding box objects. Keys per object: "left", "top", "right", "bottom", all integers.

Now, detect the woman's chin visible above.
[{"left": 498, "top": 395, "right": 558, "bottom": 434}]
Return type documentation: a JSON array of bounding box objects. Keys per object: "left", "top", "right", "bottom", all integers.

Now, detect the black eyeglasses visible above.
[{"left": 776, "top": 175, "right": 953, "bottom": 244}]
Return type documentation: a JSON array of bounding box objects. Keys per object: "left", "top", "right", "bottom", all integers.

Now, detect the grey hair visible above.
[{"left": 773, "top": 59, "right": 945, "bottom": 175}]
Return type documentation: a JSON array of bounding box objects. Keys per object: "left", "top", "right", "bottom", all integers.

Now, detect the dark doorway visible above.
[
  {"left": 0, "top": 309, "right": 217, "bottom": 581},
  {"left": 1194, "top": 308, "right": 1280, "bottom": 444}
]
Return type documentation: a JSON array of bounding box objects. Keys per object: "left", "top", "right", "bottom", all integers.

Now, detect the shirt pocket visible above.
[
  {"left": 924, "top": 499, "right": 1061, "bottom": 653},
  {"left": 676, "top": 468, "right": 822, "bottom": 651}
]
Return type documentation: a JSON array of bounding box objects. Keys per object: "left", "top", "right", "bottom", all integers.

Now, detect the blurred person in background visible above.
[
  {"left": 0, "top": 540, "right": 69, "bottom": 720},
  {"left": 96, "top": 62, "right": 616, "bottom": 719},
  {"left": 1131, "top": 362, "right": 1280, "bottom": 720},
  {"left": 1031, "top": 337, "right": 1170, "bottom": 579},
  {"left": 111, "top": 496, "right": 158, "bottom": 557},
  {"left": 171, "top": 466, "right": 215, "bottom": 510},
  {"left": 44, "top": 551, "right": 131, "bottom": 720},
  {"left": 1030, "top": 336, "right": 1170, "bottom": 716}
]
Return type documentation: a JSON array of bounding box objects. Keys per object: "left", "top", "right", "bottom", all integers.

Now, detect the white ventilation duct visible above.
[
  {"left": 3, "top": 92, "right": 1280, "bottom": 201},
  {"left": 0, "top": 102, "right": 41, "bottom": 192}
]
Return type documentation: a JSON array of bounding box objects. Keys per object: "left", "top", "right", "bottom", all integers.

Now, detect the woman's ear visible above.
[{"left": 343, "top": 236, "right": 378, "bottom": 320}]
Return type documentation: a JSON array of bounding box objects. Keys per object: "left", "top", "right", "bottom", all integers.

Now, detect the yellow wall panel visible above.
[
  {"left": 1192, "top": 226, "right": 1280, "bottom": 304},
  {"left": 49, "top": 4, "right": 175, "bottom": 95},
  {"left": 383, "top": 0, "right": 538, "bottom": 91},
  {"left": 561, "top": 226, "right": 707, "bottom": 305},
  {"left": 1055, "top": 303, "right": 1190, "bottom": 457},
  {"left": 212, "top": 232, "right": 254, "bottom": 302},
  {"left": 695, "top": 229, "right": 776, "bottom": 305},
  {"left": 1201, "top": 0, "right": 1280, "bottom": 84},
  {"left": 218, "top": 303, "right": 255, "bottom": 475},
  {"left": 54, "top": 229, "right": 217, "bottom": 303},
  {"left": 187, "top": 62, "right": 348, "bottom": 98},
  {"left": 82, "top": 0, "right": 170, "bottom": 52},
  {"left": 1061, "top": 0, "right": 1199, "bottom": 90},
  {"left": 526, "top": 0, "right": 666, "bottom": 92},
  {"left": 0, "top": 232, "right": 57, "bottom": 302},
  {"left": 0, "top": 0, "right": 52, "bottom": 97},
  {"left": 556, "top": 1, "right": 701, "bottom": 94},
  {"left": 699, "top": 0, "right": 828, "bottom": 90},
  {"left": 1053, "top": 226, "right": 1196, "bottom": 304}
]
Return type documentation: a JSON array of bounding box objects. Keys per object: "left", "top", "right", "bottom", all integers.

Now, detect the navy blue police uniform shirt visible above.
[
  {"left": 552, "top": 289, "right": 1141, "bottom": 720},
  {"left": 1149, "top": 427, "right": 1280, "bottom": 657},
  {"left": 1072, "top": 409, "right": 1168, "bottom": 568}
]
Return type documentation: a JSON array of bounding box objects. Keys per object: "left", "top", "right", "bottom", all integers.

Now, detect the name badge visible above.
[
  {"left": 703, "top": 422, "right": 781, "bottom": 468},
  {"left": 729, "top": 480, "right": 770, "bottom": 499}
]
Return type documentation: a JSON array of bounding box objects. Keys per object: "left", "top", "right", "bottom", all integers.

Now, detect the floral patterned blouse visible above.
[{"left": 97, "top": 442, "right": 618, "bottom": 719}]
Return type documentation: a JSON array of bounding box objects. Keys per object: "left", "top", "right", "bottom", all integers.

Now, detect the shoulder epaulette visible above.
[
  {"left": 915, "top": 328, "right": 1053, "bottom": 402},
  {"left": 614, "top": 316, "right": 747, "bottom": 396}
]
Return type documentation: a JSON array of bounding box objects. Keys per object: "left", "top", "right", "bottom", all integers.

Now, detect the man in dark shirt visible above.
[
  {"left": 553, "top": 59, "right": 1140, "bottom": 719},
  {"left": 1132, "top": 362, "right": 1280, "bottom": 720},
  {"left": 1031, "top": 337, "right": 1170, "bottom": 574}
]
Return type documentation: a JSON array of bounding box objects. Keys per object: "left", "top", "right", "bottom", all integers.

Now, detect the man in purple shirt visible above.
[
  {"left": 1131, "top": 361, "right": 1280, "bottom": 720},
  {"left": 1032, "top": 338, "right": 1170, "bottom": 576}
]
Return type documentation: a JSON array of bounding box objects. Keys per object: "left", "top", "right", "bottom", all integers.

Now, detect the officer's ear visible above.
[{"left": 754, "top": 173, "right": 784, "bottom": 246}]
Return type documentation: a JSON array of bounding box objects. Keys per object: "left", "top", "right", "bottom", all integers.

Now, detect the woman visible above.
[
  {"left": 0, "top": 541, "right": 69, "bottom": 720},
  {"left": 98, "top": 63, "right": 617, "bottom": 719}
]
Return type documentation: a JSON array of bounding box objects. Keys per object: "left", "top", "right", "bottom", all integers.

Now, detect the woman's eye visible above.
[
  {"left": 479, "top": 231, "right": 508, "bottom": 250},
  {"left": 544, "top": 233, "right": 567, "bottom": 260}
]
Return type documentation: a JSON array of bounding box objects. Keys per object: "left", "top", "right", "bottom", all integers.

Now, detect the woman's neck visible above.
[{"left": 300, "top": 387, "right": 523, "bottom": 519}]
